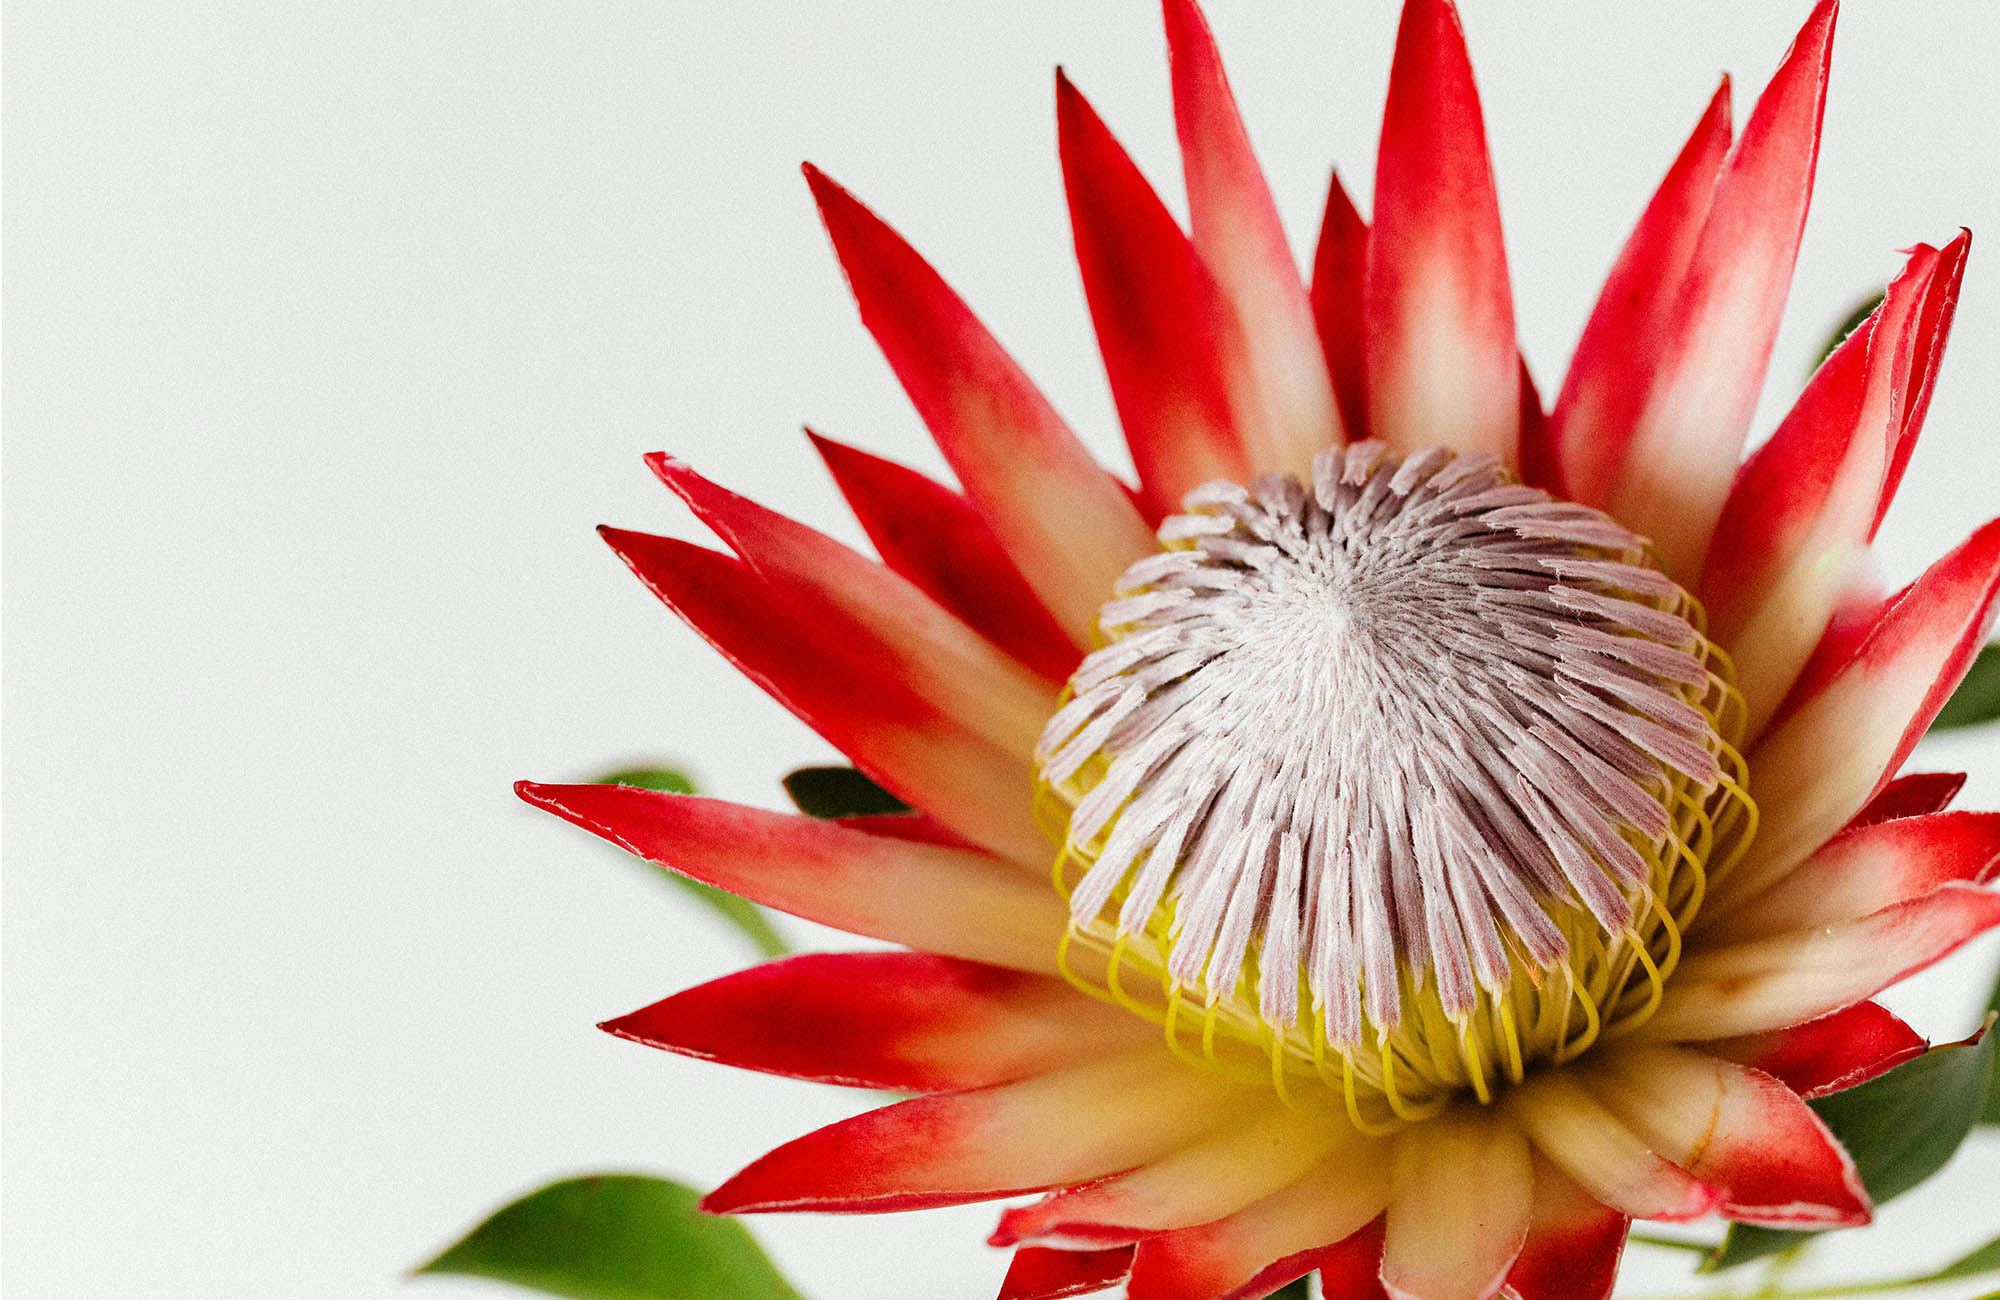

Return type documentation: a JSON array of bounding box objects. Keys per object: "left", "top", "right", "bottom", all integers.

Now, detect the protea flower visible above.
[{"left": 519, "top": 1, "right": 2000, "bottom": 1296}]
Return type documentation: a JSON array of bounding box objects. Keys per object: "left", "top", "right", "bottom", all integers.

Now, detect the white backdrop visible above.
[{"left": 7, "top": 2, "right": 2000, "bottom": 1297}]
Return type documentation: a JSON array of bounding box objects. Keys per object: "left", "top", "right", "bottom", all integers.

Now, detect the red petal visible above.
[
  {"left": 603, "top": 951, "right": 1144, "bottom": 1092},
  {"left": 1309, "top": 169, "right": 1370, "bottom": 445},
  {"left": 1704, "top": 1001, "right": 1926, "bottom": 1100},
  {"left": 649, "top": 456, "right": 1055, "bottom": 758},
  {"left": 1849, "top": 771, "right": 1968, "bottom": 829},
  {"left": 1592, "top": 1048, "right": 1870, "bottom": 1228},
  {"left": 809, "top": 431, "right": 1079, "bottom": 682},
  {"left": 1316, "top": 1221, "right": 1390, "bottom": 1300},
  {"left": 1127, "top": 1183, "right": 1390, "bottom": 1300},
  {"left": 595, "top": 530, "right": 1047, "bottom": 864},
  {"left": 833, "top": 811, "right": 976, "bottom": 847},
  {"left": 702, "top": 1048, "right": 1259, "bottom": 1214},
  {"left": 1057, "top": 71, "right": 1251, "bottom": 514},
  {"left": 806, "top": 165, "right": 1156, "bottom": 642},
  {"left": 1874, "top": 234, "right": 1971, "bottom": 536},
  {"left": 998, "top": 1247, "right": 1135, "bottom": 1300},
  {"left": 516, "top": 783, "right": 1066, "bottom": 971},
  {"left": 1651, "top": 883, "right": 2000, "bottom": 1040},
  {"left": 1164, "top": 0, "right": 1344, "bottom": 475},
  {"left": 1606, "top": 0, "right": 1837, "bottom": 577},
  {"left": 1516, "top": 358, "right": 1553, "bottom": 490},
  {"left": 1502, "top": 1162, "right": 1626, "bottom": 1300},
  {"left": 1779, "top": 571, "right": 1887, "bottom": 715},
  {"left": 1365, "top": 0, "right": 1518, "bottom": 464},
  {"left": 1549, "top": 77, "right": 1732, "bottom": 506},
  {"left": 1704, "top": 233, "right": 1971, "bottom": 736},
  {"left": 1732, "top": 517, "right": 2000, "bottom": 899},
  {"left": 1717, "top": 810, "right": 2000, "bottom": 940}
]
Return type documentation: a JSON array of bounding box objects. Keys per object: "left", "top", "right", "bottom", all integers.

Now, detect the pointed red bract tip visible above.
[
  {"left": 1714, "top": 1001, "right": 1927, "bottom": 1100},
  {"left": 1873, "top": 227, "right": 1971, "bottom": 539},
  {"left": 594, "top": 522, "right": 686, "bottom": 563},
  {"left": 1851, "top": 771, "right": 1969, "bottom": 828},
  {"left": 699, "top": 1099, "right": 1026, "bottom": 1215},
  {"left": 1602, "top": 0, "right": 1837, "bottom": 576},
  {"left": 1365, "top": 0, "right": 1519, "bottom": 463},
  {"left": 800, "top": 160, "right": 843, "bottom": 206},
  {"left": 1310, "top": 167, "right": 1370, "bottom": 443},
  {"left": 643, "top": 449, "right": 692, "bottom": 487},
  {"left": 1056, "top": 56, "right": 1252, "bottom": 513},
  {"left": 1550, "top": 72, "right": 1732, "bottom": 506},
  {"left": 999, "top": 1245, "right": 1136, "bottom": 1300},
  {"left": 1158, "top": 0, "right": 1340, "bottom": 474},
  {"left": 645, "top": 455, "right": 761, "bottom": 547},
  {"left": 797, "top": 147, "right": 1159, "bottom": 643},
  {"left": 1159, "top": 0, "right": 1209, "bottom": 57}
]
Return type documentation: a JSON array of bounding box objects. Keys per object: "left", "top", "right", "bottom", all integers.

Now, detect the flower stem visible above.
[
  {"left": 1627, "top": 1232, "right": 1721, "bottom": 1257},
  {"left": 1620, "top": 1273, "right": 1988, "bottom": 1300}
]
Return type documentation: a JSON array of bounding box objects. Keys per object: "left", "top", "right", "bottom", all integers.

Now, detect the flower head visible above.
[
  {"left": 523, "top": 2, "right": 2000, "bottom": 1297},
  {"left": 1037, "top": 440, "right": 1757, "bottom": 1129}
]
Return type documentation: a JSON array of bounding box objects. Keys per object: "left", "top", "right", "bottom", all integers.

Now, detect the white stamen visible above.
[{"left": 1039, "top": 442, "right": 1725, "bottom": 1046}]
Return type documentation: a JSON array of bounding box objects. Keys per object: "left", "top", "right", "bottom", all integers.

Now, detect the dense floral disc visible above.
[{"left": 1038, "top": 442, "right": 1754, "bottom": 1122}]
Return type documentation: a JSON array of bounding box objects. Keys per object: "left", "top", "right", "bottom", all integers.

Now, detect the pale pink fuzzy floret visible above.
[
  {"left": 525, "top": 0, "right": 2000, "bottom": 1296},
  {"left": 1038, "top": 445, "right": 1721, "bottom": 1039}
]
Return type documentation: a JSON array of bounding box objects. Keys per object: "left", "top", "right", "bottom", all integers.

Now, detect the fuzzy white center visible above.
[{"left": 1037, "top": 442, "right": 1724, "bottom": 1046}]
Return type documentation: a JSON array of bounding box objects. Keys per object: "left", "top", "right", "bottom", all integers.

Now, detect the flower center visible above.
[{"left": 1035, "top": 442, "right": 1755, "bottom": 1129}]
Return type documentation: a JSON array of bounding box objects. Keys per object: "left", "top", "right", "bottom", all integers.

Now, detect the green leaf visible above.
[
  {"left": 1931, "top": 644, "right": 2000, "bottom": 732},
  {"left": 1812, "top": 292, "right": 1884, "bottom": 371},
  {"left": 1707, "top": 1021, "right": 1999, "bottom": 1270},
  {"left": 1653, "top": 1233, "right": 2000, "bottom": 1299},
  {"left": 782, "top": 766, "right": 911, "bottom": 819},
  {"left": 589, "top": 768, "right": 787, "bottom": 958},
  {"left": 1935, "top": 1234, "right": 2000, "bottom": 1282},
  {"left": 1262, "top": 1277, "right": 1313, "bottom": 1299},
  {"left": 1806, "top": 1024, "right": 1995, "bottom": 1205},
  {"left": 417, "top": 1174, "right": 804, "bottom": 1300},
  {"left": 1628, "top": 1232, "right": 1722, "bottom": 1257},
  {"left": 652, "top": 878, "right": 787, "bottom": 959},
  {"left": 596, "top": 767, "right": 697, "bottom": 795}
]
